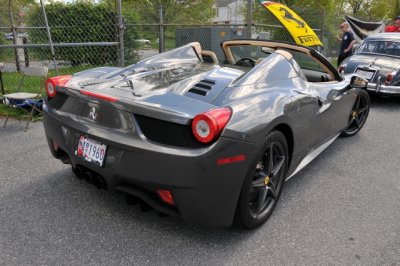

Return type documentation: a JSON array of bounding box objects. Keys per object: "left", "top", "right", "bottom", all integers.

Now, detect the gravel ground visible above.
[{"left": 0, "top": 95, "right": 399, "bottom": 265}]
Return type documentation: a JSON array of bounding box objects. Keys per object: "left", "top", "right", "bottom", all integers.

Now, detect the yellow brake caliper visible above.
[{"left": 264, "top": 176, "right": 270, "bottom": 185}]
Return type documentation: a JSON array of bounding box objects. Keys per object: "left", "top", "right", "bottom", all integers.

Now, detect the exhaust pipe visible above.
[
  {"left": 91, "top": 172, "right": 107, "bottom": 190},
  {"left": 140, "top": 201, "right": 153, "bottom": 212},
  {"left": 72, "top": 166, "right": 107, "bottom": 190},
  {"left": 127, "top": 195, "right": 140, "bottom": 205},
  {"left": 60, "top": 154, "right": 71, "bottom": 164},
  {"left": 72, "top": 166, "right": 85, "bottom": 179},
  {"left": 82, "top": 170, "right": 92, "bottom": 184}
]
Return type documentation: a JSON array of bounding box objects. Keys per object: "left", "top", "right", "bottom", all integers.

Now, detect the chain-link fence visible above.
[
  {"left": 0, "top": 0, "right": 334, "bottom": 107},
  {"left": 123, "top": 0, "right": 319, "bottom": 64},
  {"left": 0, "top": 0, "right": 122, "bottom": 100}
]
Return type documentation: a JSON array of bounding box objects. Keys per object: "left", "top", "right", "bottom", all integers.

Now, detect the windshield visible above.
[
  {"left": 355, "top": 40, "right": 400, "bottom": 57},
  {"left": 103, "top": 44, "right": 201, "bottom": 79}
]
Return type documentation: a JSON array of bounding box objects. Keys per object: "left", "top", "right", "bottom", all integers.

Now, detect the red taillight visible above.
[
  {"left": 384, "top": 73, "right": 394, "bottom": 86},
  {"left": 157, "top": 190, "right": 174, "bottom": 205},
  {"left": 338, "top": 64, "right": 345, "bottom": 74},
  {"left": 191, "top": 108, "right": 231, "bottom": 143},
  {"left": 45, "top": 75, "right": 72, "bottom": 98}
]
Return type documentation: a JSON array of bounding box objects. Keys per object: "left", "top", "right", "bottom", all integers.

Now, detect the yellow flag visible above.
[{"left": 258, "top": 1, "right": 323, "bottom": 47}]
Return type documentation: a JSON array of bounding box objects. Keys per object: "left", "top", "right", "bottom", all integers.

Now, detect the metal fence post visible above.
[
  {"left": 320, "top": 7, "right": 325, "bottom": 53},
  {"left": 40, "top": 0, "right": 58, "bottom": 75},
  {"left": 117, "top": 0, "right": 124, "bottom": 67},
  {"left": 247, "top": 0, "right": 253, "bottom": 39},
  {"left": 8, "top": 0, "right": 20, "bottom": 72},
  {"left": 159, "top": 4, "right": 165, "bottom": 53},
  {"left": 23, "top": 37, "right": 29, "bottom": 67}
]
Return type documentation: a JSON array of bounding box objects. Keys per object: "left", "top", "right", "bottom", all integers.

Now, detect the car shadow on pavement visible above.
[
  {"left": 0, "top": 163, "right": 265, "bottom": 264},
  {"left": 369, "top": 94, "right": 400, "bottom": 108}
]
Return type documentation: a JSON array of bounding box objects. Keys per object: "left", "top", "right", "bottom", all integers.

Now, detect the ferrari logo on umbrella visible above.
[{"left": 258, "top": 1, "right": 323, "bottom": 47}]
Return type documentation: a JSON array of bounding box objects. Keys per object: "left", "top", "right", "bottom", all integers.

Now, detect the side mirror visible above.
[{"left": 350, "top": 75, "right": 368, "bottom": 89}]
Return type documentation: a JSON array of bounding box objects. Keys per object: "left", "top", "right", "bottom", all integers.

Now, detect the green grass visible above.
[
  {"left": 0, "top": 104, "right": 43, "bottom": 122},
  {"left": 330, "top": 58, "right": 338, "bottom": 67},
  {"left": 0, "top": 65, "right": 93, "bottom": 119}
]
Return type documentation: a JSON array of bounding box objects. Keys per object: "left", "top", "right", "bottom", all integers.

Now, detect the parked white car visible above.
[{"left": 136, "top": 39, "right": 151, "bottom": 46}]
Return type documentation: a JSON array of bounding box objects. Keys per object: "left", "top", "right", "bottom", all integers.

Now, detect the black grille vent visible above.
[
  {"left": 135, "top": 115, "right": 206, "bottom": 148},
  {"left": 188, "top": 79, "right": 216, "bottom": 96}
]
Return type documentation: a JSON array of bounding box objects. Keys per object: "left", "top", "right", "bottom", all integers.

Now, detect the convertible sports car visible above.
[
  {"left": 43, "top": 39, "right": 370, "bottom": 229},
  {"left": 339, "top": 33, "right": 400, "bottom": 95}
]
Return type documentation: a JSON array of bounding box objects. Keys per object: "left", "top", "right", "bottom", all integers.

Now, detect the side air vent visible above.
[{"left": 188, "top": 79, "right": 216, "bottom": 96}]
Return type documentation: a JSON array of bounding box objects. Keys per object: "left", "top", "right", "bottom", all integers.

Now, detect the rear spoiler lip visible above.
[{"left": 80, "top": 89, "right": 119, "bottom": 103}]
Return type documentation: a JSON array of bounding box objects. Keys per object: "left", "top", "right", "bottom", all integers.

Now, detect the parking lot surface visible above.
[{"left": 0, "top": 96, "right": 399, "bottom": 265}]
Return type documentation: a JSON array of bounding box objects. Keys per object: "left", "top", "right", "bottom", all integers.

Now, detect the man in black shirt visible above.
[{"left": 337, "top": 22, "right": 356, "bottom": 67}]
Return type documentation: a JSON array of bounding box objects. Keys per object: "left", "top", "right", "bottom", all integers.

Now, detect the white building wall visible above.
[{"left": 213, "top": 0, "right": 246, "bottom": 24}]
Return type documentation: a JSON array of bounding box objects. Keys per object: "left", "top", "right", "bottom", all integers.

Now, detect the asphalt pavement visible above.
[{"left": 0, "top": 95, "right": 399, "bottom": 265}]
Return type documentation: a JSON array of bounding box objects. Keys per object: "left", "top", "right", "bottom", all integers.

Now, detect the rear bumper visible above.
[
  {"left": 367, "top": 82, "right": 400, "bottom": 95},
  {"left": 42, "top": 105, "right": 258, "bottom": 227}
]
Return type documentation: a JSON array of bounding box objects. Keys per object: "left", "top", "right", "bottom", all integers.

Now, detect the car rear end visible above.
[
  {"left": 42, "top": 74, "right": 258, "bottom": 227},
  {"left": 343, "top": 59, "right": 400, "bottom": 95},
  {"left": 340, "top": 34, "right": 400, "bottom": 95}
]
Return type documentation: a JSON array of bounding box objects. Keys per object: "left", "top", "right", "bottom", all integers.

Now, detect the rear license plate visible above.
[
  {"left": 355, "top": 69, "right": 375, "bottom": 80},
  {"left": 76, "top": 136, "right": 107, "bottom": 166}
]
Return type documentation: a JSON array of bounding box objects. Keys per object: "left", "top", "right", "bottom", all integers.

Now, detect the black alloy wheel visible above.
[
  {"left": 235, "top": 130, "right": 288, "bottom": 229},
  {"left": 340, "top": 89, "right": 370, "bottom": 137}
]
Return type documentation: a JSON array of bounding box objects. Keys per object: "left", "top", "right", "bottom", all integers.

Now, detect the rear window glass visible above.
[{"left": 356, "top": 41, "right": 400, "bottom": 57}]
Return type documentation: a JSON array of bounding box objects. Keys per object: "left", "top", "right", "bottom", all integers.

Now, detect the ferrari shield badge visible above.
[{"left": 88, "top": 106, "right": 97, "bottom": 120}]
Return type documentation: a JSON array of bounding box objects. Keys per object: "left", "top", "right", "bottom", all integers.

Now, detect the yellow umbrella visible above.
[{"left": 258, "top": 1, "right": 323, "bottom": 47}]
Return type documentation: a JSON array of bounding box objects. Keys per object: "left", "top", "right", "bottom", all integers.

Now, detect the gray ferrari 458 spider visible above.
[{"left": 43, "top": 40, "right": 370, "bottom": 229}]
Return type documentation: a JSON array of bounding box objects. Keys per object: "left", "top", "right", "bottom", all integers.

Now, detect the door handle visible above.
[
  {"left": 317, "top": 97, "right": 323, "bottom": 106},
  {"left": 333, "top": 94, "right": 344, "bottom": 101}
]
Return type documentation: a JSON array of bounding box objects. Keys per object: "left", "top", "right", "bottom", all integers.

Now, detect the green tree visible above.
[
  {"left": 27, "top": 1, "right": 124, "bottom": 66},
  {"left": 369, "top": 0, "right": 398, "bottom": 21},
  {"left": 0, "top": 0, "right": 36, "bottom": 27},
  {"left": 102, "top": 0, "right": 215, "bottom": 49},
  {"left": 0, "top": 0, "right": 36, "bottom": 63},
  {"left": 332, "top": 0, "right": 393, "bottom": 21},
  {"left": 126, "top": 0, "right": 215, "bottom": 24}
]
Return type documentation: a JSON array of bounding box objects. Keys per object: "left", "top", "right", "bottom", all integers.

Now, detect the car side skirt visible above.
[{"left": 286, "top": 134, "right": 339, "bottom": 181}]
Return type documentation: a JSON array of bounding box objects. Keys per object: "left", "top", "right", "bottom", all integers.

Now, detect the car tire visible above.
[
  {"left": 340, "top": 89, "right": 370, "bottom": 137},
  {"left": 234, "top": 130, "right": 288, "bottom": 229}
]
